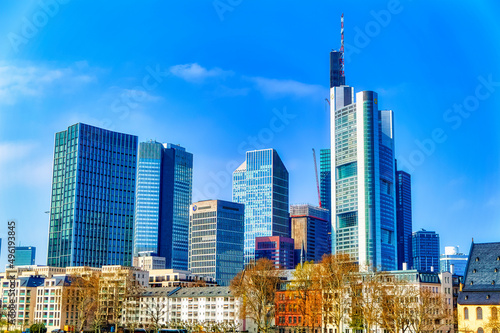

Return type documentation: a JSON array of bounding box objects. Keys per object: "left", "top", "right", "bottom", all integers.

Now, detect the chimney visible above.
[
  {"left": 431, "top": 266, "right": 434, "bottom": 272},
  {"left": 402, "top": 262, "right": 407, "bottom": 271}
]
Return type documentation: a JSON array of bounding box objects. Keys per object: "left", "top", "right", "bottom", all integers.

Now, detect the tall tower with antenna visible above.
[{"left": 330, "top": 13, "right": 346, "bottom": 88}]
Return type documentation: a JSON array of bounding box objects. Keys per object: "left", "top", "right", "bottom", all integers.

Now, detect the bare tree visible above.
[
  {"left": 317, "top": 253, "right": 358, "bottom": 333},
  {"left": 64, "top": 272, "right": 101, "bottom": 332},
  {"left": 484, "top": 307, "right": 500, "bottom": 333},
  {"left": 356, "top": 270, "right": 384, "bottom": 333},
  {"left": 100, "top": 268, "right": 144, "bottom": 331},
  {"left": 230, "top": 258, "right": 282, "bottom": 333},
  {"left": 407, "top": 287, "right": 452, "bottom": 333},
  {"left": 144, "top": 297, "right": 168, "bottom": 332},
  {"left": 292, "top": 261, "right": 323, "bottom": 333},
  {"left": 379, "top": 275, "right": 417, "bottom": 333}
]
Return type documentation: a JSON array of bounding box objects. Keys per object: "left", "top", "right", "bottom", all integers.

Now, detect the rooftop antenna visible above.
[{"left": 340, "top": 13, "right": 345, "bottom": 79}]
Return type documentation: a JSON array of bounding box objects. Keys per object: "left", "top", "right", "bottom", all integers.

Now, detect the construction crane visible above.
[{"left": 312, "top": 148, "right": 322, "bottom": 208}]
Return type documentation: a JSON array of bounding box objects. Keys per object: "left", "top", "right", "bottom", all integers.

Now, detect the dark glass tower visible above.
[
  {"left": 133, "top": 141, "right": 193, "bottom": 270},
  {"left": 232, "top": 149, "right": 289, "bottom": 265},
  {"left": 330, "top": 51, "right": 346, "bottom": 88},
  {"left": 47, "top": 123, "right": 138, "bottom": 267},
  {"left": 412, "top": 230, "right": 440, "bottom": 272},
  {"left": 396, "top": 169, "right": 413, "bottom": 270}
]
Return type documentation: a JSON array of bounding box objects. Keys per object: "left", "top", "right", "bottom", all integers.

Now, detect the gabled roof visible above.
[{"left": 462, "top": 242, "right": 500, "bottom": 292}]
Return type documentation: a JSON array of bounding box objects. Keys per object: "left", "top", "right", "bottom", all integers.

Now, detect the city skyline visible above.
[{"left": 1, "top": 2, "right": 500, "bottom": 268}]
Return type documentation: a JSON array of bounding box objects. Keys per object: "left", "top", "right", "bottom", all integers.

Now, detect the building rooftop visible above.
[
  {"left": 458, "top": 242, "right": 500, "bottom": 305},
  {"left": 170, "top": 286, "right": 232, "bottom": 298}
]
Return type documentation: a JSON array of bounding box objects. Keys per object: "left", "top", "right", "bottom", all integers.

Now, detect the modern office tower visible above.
[
  {"left": 188, "top": 200, "right": 244, "bottom": 286},
  {"left": 440, "top": 246, "right": 468, "bottom": 276},
  {"left": 319, "top": 149, "right": 332, "bottom": 253},
  {"left": 396, "top": 169, "right": 413, "bottom": 270},
  {"left": 330, "top": 88, "right": 397, "bottom": 270},
  {"left": 290, "top": 204, "right": 330, "bottom": 264},
  {"left": 14, "top": 246, "right": 36, "bottom": 266},
  {"left": 412, "top": 229, "right": 440, "bottom": 272},
  {"left": 232, "top": 149, "right": 289, "bottom": 265},
  {"left": 133, "top": 254, "right": 167, "bottom": 271},
  {"left": 255, "top": 236, "right": 295, "bottom": 269},
  {"left": 133, "top": 141, "right": 193, "bottom": 270},
  {"left": 47, "top": 123, "right": 138, "bottom": 267}
]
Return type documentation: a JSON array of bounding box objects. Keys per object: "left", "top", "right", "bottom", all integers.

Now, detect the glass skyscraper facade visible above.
[
  {"left": 47, "top": 123, "right": 138, "bottom": 267},
  {"left": 255, "top": 236, "right": 295, "bottom": 270},
  {"left": 133, "top": 141, "right": 193, "bottom": 270},
  {"left": 319, "top": 149, "right": 332, "bottom": 253},
  {"left": 14, "top": 246, "right": 36, "bottom": 266},
  {"left": 396, "top": 169, "right": 413, "bottom": 270},
  {"left": 330, "top": 88, "right": 397, "bottom": 270},
  {"left": 412, "top": 230, "right": 440, "bottom": 272},
  {"left": 440, "top": 246, "right": 468, "bottom": 276},
  {"left": 232, "top": 149, "right": 289, "bottom": 265},
  {"left": 188, "top": 200, "right": 244, "bottom": 286}
]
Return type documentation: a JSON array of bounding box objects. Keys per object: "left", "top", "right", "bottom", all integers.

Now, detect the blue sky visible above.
[{"left": 1, "top": 1, "right": 499, "bottom": 268}]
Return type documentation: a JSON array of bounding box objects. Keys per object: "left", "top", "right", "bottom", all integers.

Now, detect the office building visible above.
[
  {"left": 14, "top": 246, "right": 36, "bottom": 266},
  {"left": 290, "top": 204, "right": 330, "bottom": 264},
  {"left": 148, "top": 269, "right": 217, "bottom": 288},
  {"left": 188, "top": 200, "right": 244, "bottom": 286},
  {"left": 412, "top": 229, "right": 440, "bottom": 272},
  {"left": 232, "top": 149, "right": 289, "bottom": 264},
  {"left": 330, "top": 89, "right": 397, "bottom": 270},
  {"left": 440, "top": 246, "right": 468, "bottom": 276},
  {"left": 47, "top": 123, "right": 138, "bottom": 267},
  {"left": 133, "top": 254, "right": 167, "bottom": 271},
  {"left": 319, "top": 149, "right": 332, "bottom": 253},
  {"left": 133, "top": 141, "right": 193, "bottom": 270},
  {"left": 396, "top": 169, "right": 412, "bottom": 270},
  {"left": 255, "top": 236, "right": 295, "bottom": 270}
]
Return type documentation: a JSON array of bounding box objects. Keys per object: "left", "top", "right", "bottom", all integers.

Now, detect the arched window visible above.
[
  {"left": 477, "top": 307, "right": 483, "bottom": 320},
  {"left": 493, "top": 307, "right": 498, "bottom": 320},
  {"left": 464, "top": 307, "right": 469, "bottom": 320},
  {"left": 477, "top": 328, "right": 483, "bottom": 333}
]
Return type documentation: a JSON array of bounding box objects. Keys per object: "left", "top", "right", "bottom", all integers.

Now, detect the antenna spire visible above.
[{"left": 340, "top": 13, "right": 345, "bottom": 78}]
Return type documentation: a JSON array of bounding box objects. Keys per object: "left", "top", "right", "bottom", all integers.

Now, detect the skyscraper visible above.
[
  {"left": 133, "top": 141, "right": 193, "bottom": 270},
  {"left": 412, "top": 229, "right": 440, "bottom": 272},
  {"left": 440, "top": 246, "right": 468, "bottom": 276},
  {"left": 330, "top": 89, "right": 397, "bottom": 270},
  {"left": 188, "top": 200, "right": 244, "bottom": 286},
  {"left": 319, "top": 149, "right": 332, "bottom": 253},
  {"left": 290, "top": 204, "right": 330, "bottom": 264},
  {"left": 47, "top": 123, "right": 138, "bottom": 267},
  {"left": 14, "top": 246, "right": 36, "bottom": 266},
  {"left": 255, "top": 236, "right": 295, "bottom": 270},
  {"left": 396, "top": 169, "right": 412, "bottom": 270},
  {"left": 232, "top": 149, "right": 289, "bottom": 264}
]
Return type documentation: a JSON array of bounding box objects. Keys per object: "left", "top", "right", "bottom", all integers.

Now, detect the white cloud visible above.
[
  {"left": 249, "top": 77, "right": 327, "bottom": 99},
  {"left": 169, "top": 63, "right": 233, "bottom": 83},
  {"left": 0, "top": 62, "right": 96, "bottom": 105}
]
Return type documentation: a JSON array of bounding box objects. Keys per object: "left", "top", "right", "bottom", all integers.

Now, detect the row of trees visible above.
[{"left": 230, "top": 254, "right": 453, "bottom": 333}]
